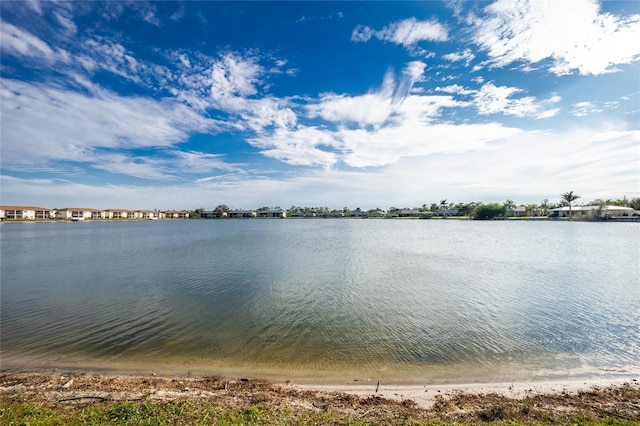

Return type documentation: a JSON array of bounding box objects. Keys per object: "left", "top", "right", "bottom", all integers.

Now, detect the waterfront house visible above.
[
  {"left": 390, "top": 208, "right": 422, "bottom": 217},
  {"left": 434, "top": 208, "right": 459, "bottom": 217},
  {"left": 134, "top": 210, "right": 157, "bottom": 219},
  {"left": 347, "top": 209, "right": 368, "bottom": 218},
  {"left": 257, "top": 209, "right": 287, "bottom": 218},
  {"left": 164, "top": 210, "right": 189, "bottom": 219},
  {"left": 548, "top": 205, "right": 636, "bottom": 218},
  {"left": 104, "top": 209, "right": 133, "bottom": 219},
  {"left": 57, "top": 207, "right": 101, "bottom": 220},
  {"left": 0, "top": 205, "right": 54, "bottom": 220},
  {"left": 509, "top": 205, "right": 527, "bottom": 217},
  {"left": 228, "top": 209, "right": 257, "bottom": 218},
  {"left": 368, "top": 210, "right": 387, "bottom": 218}
]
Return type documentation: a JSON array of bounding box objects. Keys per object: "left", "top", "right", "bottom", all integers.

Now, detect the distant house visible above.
[
  {"left": 368, "top": 210, "right": 387, "bottom": 218},
  {"left": 104, "top": 209, "right": 133, "bottom": 219},
  {"left": 329, "top": 211, "right": 344, "bottom": 217},
  {"left": 164, "top": 210, "right": 189, "bottom": 219},
  {"left": 57, "top": 207, "right": 100, "bottom": 220},
  {"left": 134, "top": 210, "right": 157, "bottom": 219},
  {"left": 434, "top": 208, "right": 459, "bottom": 217},
  {"left": 391, "top": 208, "right": 422, "bottom": 217},
  {"left": 0, "top": 205, "right": 54, "bottom": 220},
  {"left": 347, "top": 210, "right": 368, "bottom": 218},
  {"left": 228, "top": 209, "right": 257, "bottom": 218},
  {"left": 509, "top": 206, "right": 527, "bottom": 217},
  {"left": 548, "top": 205, "right": 636, "bottom": 218},
  {"left": 257, "top": 209, "right": 286, "bottom": 218}
]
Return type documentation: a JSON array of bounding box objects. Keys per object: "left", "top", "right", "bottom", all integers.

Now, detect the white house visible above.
[
  {"left": 57, "top": 207, "right": 100, "bottom": 220},
  {"left": 134, "top": 210, "right": 157, "bottom": 219},
  {"left": 104, "top": 209, "right": 133, "bottom": 219},
  {"left": 163, "top": 210, "right": 189, "bottom": 218},
  {"left": 0, "top": 206, "right": 54, "bottom": 220},
  {"left": 548, "top": 205, "right": 636, "bottom": 218}
]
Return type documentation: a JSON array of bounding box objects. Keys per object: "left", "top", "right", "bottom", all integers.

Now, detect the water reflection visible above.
[{"left": 1, "top": 220, "right": 638, "bottom": 381}]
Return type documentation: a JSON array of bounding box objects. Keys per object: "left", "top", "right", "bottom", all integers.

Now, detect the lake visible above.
[{"left": 1, "top": 219, "right": 638, "bottom": 384}]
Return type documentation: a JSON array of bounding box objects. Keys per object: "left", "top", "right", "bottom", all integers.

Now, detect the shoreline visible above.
[
  {"left": 2, "top": 367, "right": 638, "bottom": 409},
  {"left": 2, "top": 369, "right": 639, "bottom": 424}
]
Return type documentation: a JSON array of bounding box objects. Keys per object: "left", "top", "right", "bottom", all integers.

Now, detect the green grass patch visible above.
[{"left": 2, "top": 400, "right": 639, "bottom": 426}]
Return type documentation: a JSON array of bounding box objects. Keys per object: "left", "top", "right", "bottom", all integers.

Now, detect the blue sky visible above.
[{"left": 1, "top": 0, "right": 639, "bottom": 210}]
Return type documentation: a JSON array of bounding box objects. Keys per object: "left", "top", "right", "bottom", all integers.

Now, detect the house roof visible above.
[
  {"left": 58, "top": 207, "right": 101, "bottom": 212},
  {"left": 0, "top": 205, "right": 52, "bottom": 210},
  {"left": 549, "top": 205, "right": 634, "bottom": 212}
]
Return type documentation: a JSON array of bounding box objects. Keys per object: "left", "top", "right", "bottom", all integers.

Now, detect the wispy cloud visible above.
[
  {"left": 442, "top": 48, "right": 475, "bottom": 66},
  {"left": 0, "top": 21, "right": 59, "bottom": 62},
  {"left": 1, "top": 79, "right": 221, "bottom": 178},
  {"left": 473, "top": 83, "right": 561, "bottom": 118},
  {"left": 435, "top": 82, "right": 561, "bottom": 119},
  {"left": 472, "top": 0, "right": 640, "bottom": 75},
  {"left": 352, "top": 17, "right": 449, "bottom": 47}
]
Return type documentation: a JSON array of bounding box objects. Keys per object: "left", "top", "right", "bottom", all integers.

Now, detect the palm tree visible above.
[
  {"left": 561, "top": 191, "right": 581, "bottom": 220},
  {"left": 440, "top": 199, "right": 448, "bottom": 218},
  {"left": 503, "top": 199, "right": 515, "bottom": 217}
]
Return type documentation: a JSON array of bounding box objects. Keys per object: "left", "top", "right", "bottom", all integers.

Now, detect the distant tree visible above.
[
  {"left": 440, "top": 199, "right": 448, "bottom": 218},
  {"left": 503, "top": 199, "right": 515, "bottom": 217},
  {"left": 629, "top": 198, "right": 640, "bottom": 210},
  {"left": 561, "top": 191, "right": 581, "bottom": 220},
  {"left": 525, "top": 203, "right": 538, "bottom": 217},
  {"left": 473, "top": 203, "right": 506, "bottom": 220},
  {"left": 213, "top": 204, "right": 230, "bottom": 218},
  {"left": 540, "top": 199, "right": 550, "bottom": 216},
  {"left": 591, "top": 199, "right": 607, "bottom": 221}
]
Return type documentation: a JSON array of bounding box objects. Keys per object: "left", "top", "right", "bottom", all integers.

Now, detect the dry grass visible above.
[{"left": 2, "top": 372, "right": 639, "bottom": 424}]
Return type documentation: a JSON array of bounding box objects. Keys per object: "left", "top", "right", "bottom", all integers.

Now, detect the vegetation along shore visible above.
[
  {"left": 1, "top": 372, "right": 639, "bottom": 425},
  {"left": 2, "top": 193, "right": 639, "bottom": 221}
]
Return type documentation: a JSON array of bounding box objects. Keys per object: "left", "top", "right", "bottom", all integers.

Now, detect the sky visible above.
[{"left": 1, "top": 0, "right": 639, "bottom": 210}]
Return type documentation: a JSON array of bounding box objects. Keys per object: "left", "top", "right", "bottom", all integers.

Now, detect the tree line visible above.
[{"left": 191, "top": 193, "right": 638, "bottom": 220}]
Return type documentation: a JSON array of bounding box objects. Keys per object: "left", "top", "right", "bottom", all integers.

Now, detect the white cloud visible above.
[
  {"left": 442, "top": 48, "right": 475, "bottom": 66},
  {"left": 308, "top": 63, "right": 430, "bottom": 127},
  {"left": 172, "top": 151, "right": 239, "bottom": 173},
  {"left": 1, "top": 79, "right": 220, "bottom": 177},
  {"left": 25, "top": 0, "right": 43, "bottom": 15},
  {"left": 247, "top": 126, "right": 340, "bottom": 167},
  {"left": 434, "top": 84, "right": 476, "bottom": 96},
  {"left": 473, "top": 0, "right": 640, "bottom": 75},
  {"left": 473, "top": 83, "right": 561, "bottom": 118},
  {"left": 210, "top": 53, "right": 263, "bottom": 102},
  {"left": 53, "top": 11, "right": 77, "bottom": 34},
  {"left": 3, "top": 125, "right": 638, "bottom": 209},
  {"left": 435, "top": 82, "right": 561, "bottom": 118},
  {"left": 0, "top": 21, "right": 57, "bottom": 62},
  {"left": 352, "top": 17, "right": 448, "bottom": 47}
]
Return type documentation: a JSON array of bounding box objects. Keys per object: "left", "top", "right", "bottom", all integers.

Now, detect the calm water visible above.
[{"left": 1, "top": 219, "right": 638, "bottom": 383}]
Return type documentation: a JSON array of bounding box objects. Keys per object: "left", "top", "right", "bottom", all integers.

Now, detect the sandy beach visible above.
[
  {"left": 2, "top": 370, "right": 639, "bottom": 424},
  {"left": 295, "top": 377, "right": 639, "bottom": 408}
]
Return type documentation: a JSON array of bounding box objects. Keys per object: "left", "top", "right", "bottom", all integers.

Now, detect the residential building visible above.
[
  {"left": 104, "top": 209, "right": 133, "bottom": 219},
  {"left": 257, "top": 209, "right": 286, "bottom": 218},
  {"left": 164, "top": 210, "right": 189, "bottom": 219},
  {"left": 57, "top": 207, "right": 101, "bottom": 220},
  {"left": 228, "top": 209, "right": 257, "bottom": 218},
  {"left": 0, "top": 206, "right": 54, "bottom": 220}
]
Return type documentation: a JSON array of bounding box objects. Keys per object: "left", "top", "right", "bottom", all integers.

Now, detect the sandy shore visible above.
[
  {"left": 295, "top": 377, "right": 638, "bottom": 408},
  {"left": 2, "top": 369, "right": 639, "bottom": 423}
]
